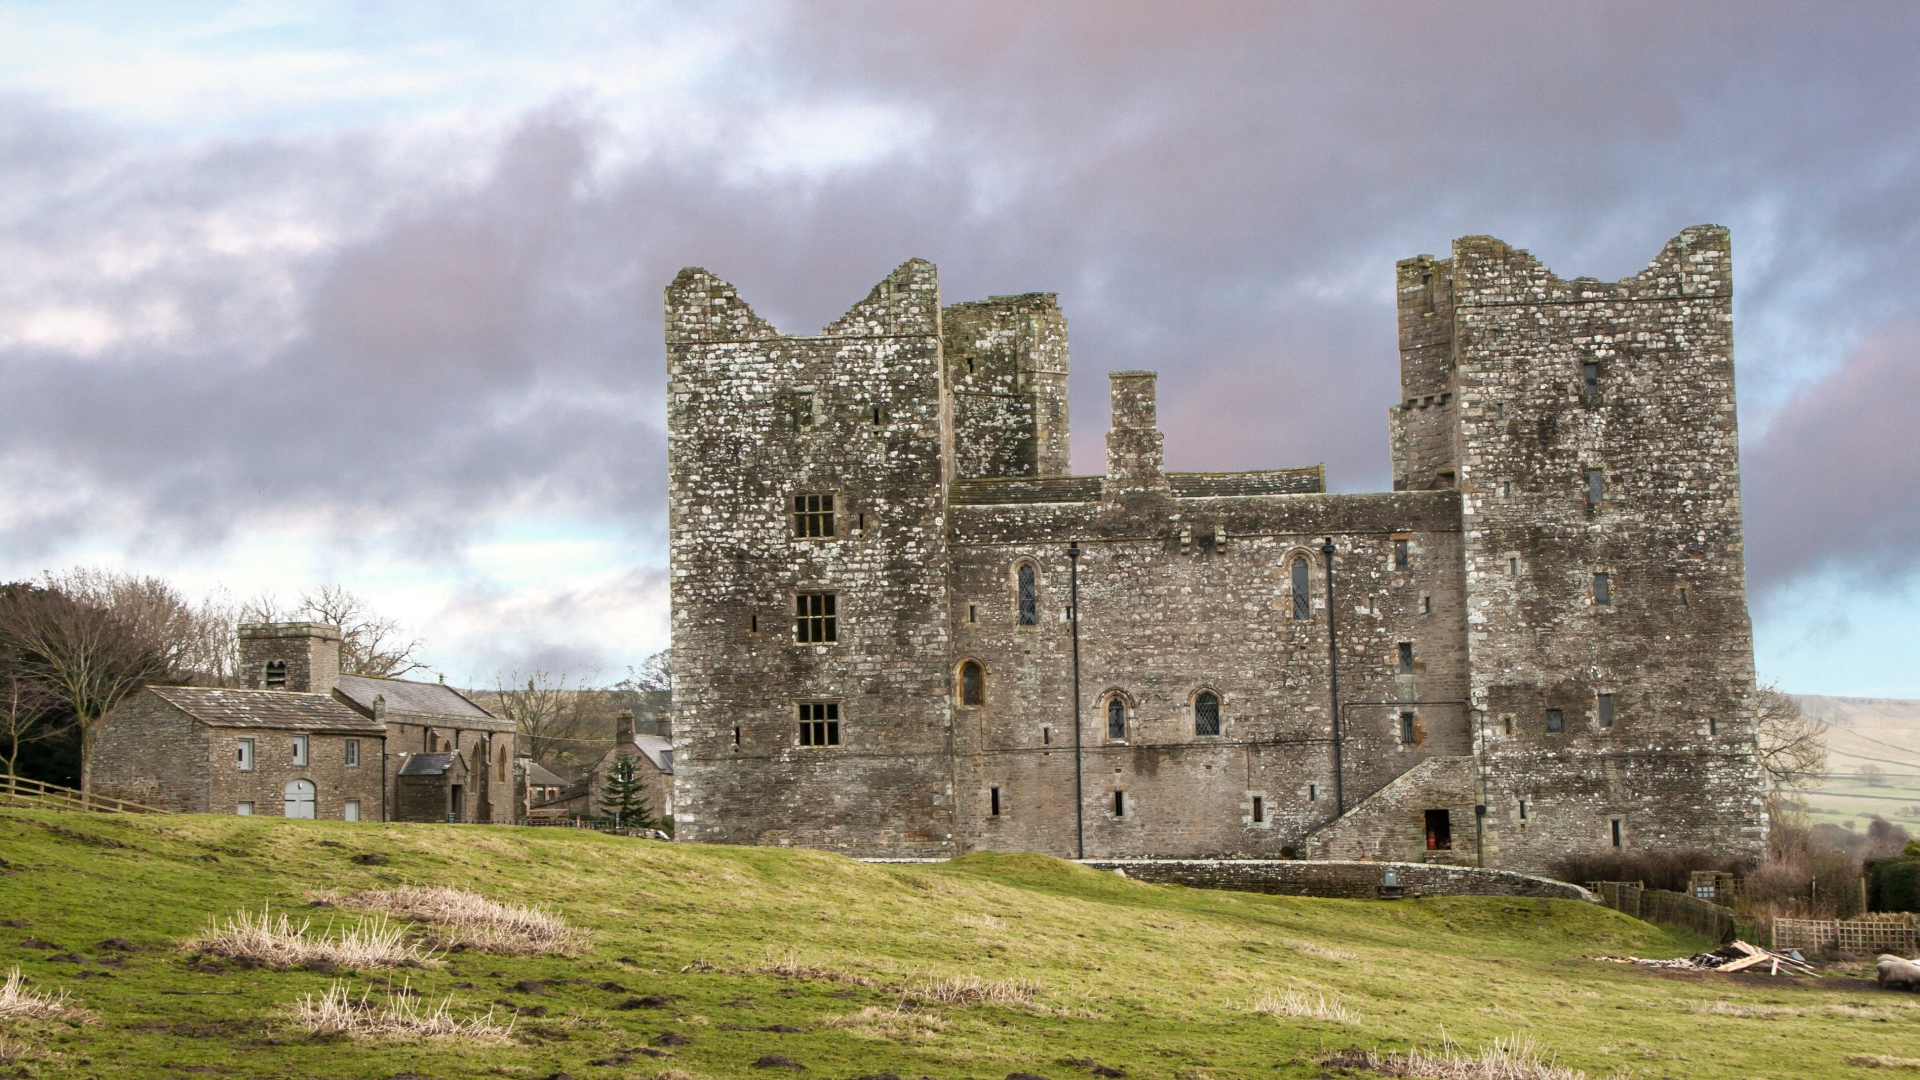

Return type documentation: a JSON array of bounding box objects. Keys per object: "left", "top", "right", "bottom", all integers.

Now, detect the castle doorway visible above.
[{"left": 1424, "top": 808, "right": 1452, "bottom": 850}]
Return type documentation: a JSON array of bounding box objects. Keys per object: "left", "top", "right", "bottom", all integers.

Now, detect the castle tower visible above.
[
  {"left": 1406, "top": 226, "right": 1764, "bottom": 863},
  {"left": 664, "top": 259, "right": 958, "bottom": 855}
]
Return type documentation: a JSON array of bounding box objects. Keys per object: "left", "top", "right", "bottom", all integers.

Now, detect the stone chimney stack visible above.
[
  {"left": 1103, "top": 370, "right": 1170, "bottom": 502},
  {"left": 615, "top": 709, "right": 635, "bottom": 742},
  {"left": 237, "top": 622, "right": 342, "bottom": 694}
]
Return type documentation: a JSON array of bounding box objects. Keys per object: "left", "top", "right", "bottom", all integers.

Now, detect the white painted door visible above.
[{"left": 284, "top": 779, "right": 316, "bottom": 819}]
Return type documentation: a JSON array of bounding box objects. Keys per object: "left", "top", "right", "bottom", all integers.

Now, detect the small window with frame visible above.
[
  {"left": 1194, "top": 691, "right": 1221, "bottom": 737},
  {"left": 1393, "top": 539, "right": 1410, "bottom": 571},
  {"left": 236, "top": 738, "right": 255, "bottom": 772},
  {"left": 960, "top": 661, "right": 983, "bottom": 707},
  {"left": 1546, "top": 709, "right": 1564, "bottom": 733},
  {"left": 1593, "top": 571, "right": 1611, "bottom": 606},
  {"left": 291, "top": 735, "right": 308, "bottom": 766},
  {"left": 1016, "top": 563, "right": 1038, "bottom": 626},
  {"left": 344, "top": 739, "right": 360, "bottom": 767},
  {"left": 798, "top": 702, "right": 841, "bottom": 746},
  {"left": 1598, "top": 693, "right": 1614, "bottom": 728},
  {"left": 1106, "top": 696, "right": 1127, "bottom": 740},
  {"left": 794, "top": 592, "right": 838, "bottom": 643},
  {"left": 793, "top": 493, "right": 836, "bottom": 538}
]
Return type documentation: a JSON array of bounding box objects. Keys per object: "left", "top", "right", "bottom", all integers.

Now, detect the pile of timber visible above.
[{"left": 1592, "top": 940, "right": 1817, "bottom": 976}]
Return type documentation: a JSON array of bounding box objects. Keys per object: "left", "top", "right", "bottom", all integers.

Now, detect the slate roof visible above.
[
  {"left": 148, "top": 686, "right": 383, "bottom": 733},
  {"left": 335, "top": 674, "right": 499, "bottom": 724},
  {"left": 398, "top": 752, "right": 464, "bottom": 777},
  {"left": 523, "top": 760, "right": 571, "bottom": 788},
  {"left": 632, "top": 734, "right": 674, "bottom": 775}
]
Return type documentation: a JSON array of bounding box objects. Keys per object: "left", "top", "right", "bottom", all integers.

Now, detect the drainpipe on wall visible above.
[
  {"left": 1323, "top": 539, "right": 1343, "bottom": 815},
  {"left": 1068, "top": 541, "right": 1084, "bottom": 860}
]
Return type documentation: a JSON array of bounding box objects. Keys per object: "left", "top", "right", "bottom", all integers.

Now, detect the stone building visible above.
[
  {"left": 93, "top": 621, "right": 515, "bottom": 822},
  {"left": 663, "top": 226, "right": 1767, "bottom": 871}
]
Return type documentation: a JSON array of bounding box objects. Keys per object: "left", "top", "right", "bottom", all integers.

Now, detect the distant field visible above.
[
  {"left": 1793, "top": 694, "right": 1920, "bottom": 832},
  {"left": 1, "top": 808, "right": 1917, "bottom": 1079}
]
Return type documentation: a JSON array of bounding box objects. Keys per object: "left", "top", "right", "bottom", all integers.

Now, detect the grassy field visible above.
[{"left": 0, "top": 808, "right": 1916, "bottom": 1080}]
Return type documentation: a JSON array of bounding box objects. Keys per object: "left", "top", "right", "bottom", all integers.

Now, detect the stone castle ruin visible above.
[{"left": 664, "top": 226, "right": 1766, "bottom": 871}]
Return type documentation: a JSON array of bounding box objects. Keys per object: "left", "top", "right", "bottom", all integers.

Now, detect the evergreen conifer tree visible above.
[{"left": 598, "top": 754, "right": 654, "bottom": 830}]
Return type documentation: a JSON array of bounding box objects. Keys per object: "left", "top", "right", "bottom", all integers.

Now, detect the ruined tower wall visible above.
[
  {"left": 1440, "top": 227, "right": 1765, "bottom": 865},
  {"left": 944, "top": 294, "right": 1071, "bottom": 479},
  {"left": 665, "top": 260, "right": 957, "bottom": 855}
]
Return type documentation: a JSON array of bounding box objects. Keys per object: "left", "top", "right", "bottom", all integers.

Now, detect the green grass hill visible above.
[{"left": 0, "top": 808, "right": 1914, "bottom": 1079}]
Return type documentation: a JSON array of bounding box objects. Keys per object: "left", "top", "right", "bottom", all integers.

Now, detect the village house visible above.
[
  {"left": 92, "top": 621, "right": 515, "bottom": 822},
  {"left": 530, "top": 710, "right": 674, "bottom": 824}
]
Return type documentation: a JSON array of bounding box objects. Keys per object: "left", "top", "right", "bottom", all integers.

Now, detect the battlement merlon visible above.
[{"left": 663, "top": 259, "right": 942, "bottom": 347}]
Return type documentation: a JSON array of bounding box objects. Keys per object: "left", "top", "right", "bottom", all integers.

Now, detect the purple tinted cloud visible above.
[{"left": 0, "top": 3, "right": 1917, "bottom": 674}]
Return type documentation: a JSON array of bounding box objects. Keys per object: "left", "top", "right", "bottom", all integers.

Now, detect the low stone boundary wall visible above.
[{"left": 1078, "top": 859, "right": 1596, "bottom": 902}]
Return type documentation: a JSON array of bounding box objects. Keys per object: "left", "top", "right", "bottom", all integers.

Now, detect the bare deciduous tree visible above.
[
  {"left": 1858, "top": 763, "right": 1889, "bottom": 788},
  {"left": 1754, "top": 680, "right": 1826, "bottom": 792},
  {"left": 0, "top": 584, "right": 167, "bottom": 803},
  {"left": 243, "top": 584, "right": 426, "bottom": 678},
  {"left": 48, "top": 569, "right": 242, "bottom": 685},
  {"left": 0, "top": 653, "right": 66, "bottom": 784},
  {"left": 490, "top": 672, "right": 599, "bottom": 764}
]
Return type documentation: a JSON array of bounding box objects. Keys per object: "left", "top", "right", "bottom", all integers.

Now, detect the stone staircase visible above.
[{"left": 1303, "top": 756, "right": 1477, "bottom": 863}]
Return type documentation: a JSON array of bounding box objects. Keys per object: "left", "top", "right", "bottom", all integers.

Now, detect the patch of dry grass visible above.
[
  {"left": 756, "top": 949, "right": 874, "bottom": 986},
  {"left": 1290, "top": 938, "right": 1361, "bottom": 961},
  {"left": 819, "top": 1004, "right": 949, "bottom": 1043},
  {"left": 1251, "top": 988, "right": 1360, "bottom": 1024},
  {"left": 0, "top": 967, "right": 88, "bottom": 1022},
  {"left": 292, "top": 979, "right": 514, "bottom": 1040},
  {"left": 188, "top": 905, "right": 439, "bottom": 969},
  {"left": 904, "top": 974, "right": 1039, "bottom": 1007},
  {"left": 1683, "top": 999, "right": 1801, "bottom": 1018},
  {"left": 1845, "top": 1055, "right": 1920, "bottom": 1070},
  {"left": 335, "top": 886, "right": 588, "bottom": 956},
  {"left": 1356, "top": 1034, "right": 1596, "bottom": 1080}
]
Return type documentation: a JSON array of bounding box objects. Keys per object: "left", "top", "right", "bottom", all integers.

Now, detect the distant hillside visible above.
[{"left": 1789, "top": 694, "right": 1920, "bottom": 829}]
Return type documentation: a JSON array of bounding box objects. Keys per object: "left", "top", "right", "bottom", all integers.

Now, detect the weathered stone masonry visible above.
[{"left": 666, "top": 228, "right": 1765, "bottom": 873}]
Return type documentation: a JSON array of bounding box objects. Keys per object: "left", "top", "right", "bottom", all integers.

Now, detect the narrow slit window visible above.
[
  {"left": 793, "top": 493, "right": 836, "bottom": 538},
  {"left": 1502, "top": 480, "right": 1512, "bottom": 497},
  {"left": 960, "top": 661, "right": 983, "bottom": 707},
  {"left": 1107, "top": 698, "right": 1126, "bottom": 740},
  {"left": 798, "top": 702, "right": 840, "bottom": 746},
  {"left": 1503, "top": 715, "right": 1513, "bottom": 735},
  {"left": 1509, "top": 556, "right": 1520, "bottom": 576},
  {"left": 1586, "top": 469, "right": 1605, "bottom": 505},
  {"left": 1251, "top": 796, "right": 1265, "bottom": 823},
  {"left": 1598, "top": 694, "right": 1614, "bottom": 728},
  {"left": 1496, "top": 401, "right": 1507, "bottom": 420},
  {"left": 732, "top": 725, "right": 741, "bottom": 748},
  {"left": 1398, "top": 642, "right": 1415, "bottom": 674},
  {"left": 1394, "top": 540, "right": 1410, "bottom": 571},
  {"left": 1308, "top": 784, "right": 1317, "bottom": 801},
  {"left": 967, "top": 604, "right": 977, "bottom": 623},
  {"left": 793, "top": 394, "right": 816, "bottom": 430},
  {"left": 871, "top": 406, "right": 882, "bottom": 426},
  {"left": 265, "top": 660, "right": 287, "bottom": 689},
  {"left": 1593, "top": 572, "right": 1611, "bottom": 606},
  {"left": 1042, "top": 726, "right": 1051, "bottom": 746},
  {"left": 1422, "top": 595, "right": 1432, "bottom": 615},
  {"left": 1583, "top": 362, "right": 1599, "bottom": 397},
  {"left": 990, "top": 787, "right": 1001, "bottom": 816},
  {"left": 1679, "top": 585, "right": 1690, "bottom": 606},
  {"left": 1194, "top": 691, "right": 1221, "bottom": 736},
  {"left": 794, "top": 592, "right": 838, "bottom": 643},
  {"left": 1519, "top": 800, "right": 1528, "bottom": 820},
  {"left": 1400, "top": 712, "right": 1416, "bottom": 745},
  {"left": 1016, "top": 564, "right": 1038, "bottom": 626},
  {"left": 1546, "top": 709, "right": 1564, "bottom": 733},
  {"left": 1611, "top": 818, "right": 1623, "bottom": 848},
  {"left": 1291, "top": 557, "right": 1310, "bottom": 620},
  {"left": 1113, "top": 790, "right": 1125, "bottom": 817}
]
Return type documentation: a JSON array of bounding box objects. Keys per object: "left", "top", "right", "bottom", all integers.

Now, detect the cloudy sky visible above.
[{"left": 1, "top": 2, "right": 1916, "bottom": 694}]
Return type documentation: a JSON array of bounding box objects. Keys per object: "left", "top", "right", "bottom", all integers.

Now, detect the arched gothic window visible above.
[
  {"left": 1016, "top": 564, "right": 1038, "bottom": 626},
  {"left": 960, "top": 661, "right": 983, "bottom": 707},
  {"left": 1107, "top": 698, "right": 1126, "bottom": 740},
  {"left": 1291, "top": 557, "right": 1310, "bottom": 620},
  {"left": 1194, "top": 691, "right": 1221, "bottom": 736}
]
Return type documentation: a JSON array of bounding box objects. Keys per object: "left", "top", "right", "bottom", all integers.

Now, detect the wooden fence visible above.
[
  {"left": 1591, "top": 880, "right": 1736, "bottom": 943},
  {"left": 0, "top": 775, "right": 171, "bottom": 815},
  {"left": 1773, "top": 914, "right": 1920, "bottom": 955}
]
